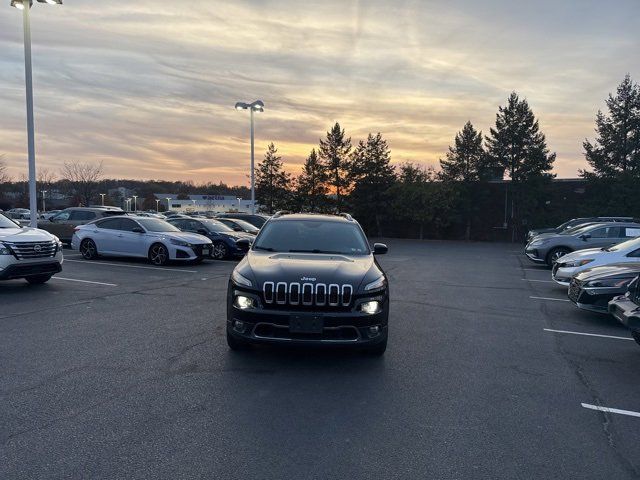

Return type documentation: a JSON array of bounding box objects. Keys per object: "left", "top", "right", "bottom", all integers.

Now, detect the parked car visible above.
[
  {"left": 167, "top": 217, "right": 252, "bottom": 259},
  {"left": 525, "top": 222, "right": 640, "bottom": 267},
  {"left": 39, "top": 207, "right": 125, "bottom": 243},
  {"left": 552, "top": 234, "right": 640, "bottom": 285},
  {"left": 0, "top": 213, "right": 63, "bottom": 284},
  {"left": 215, "top": 213, "right": 270, "bottom": 228},
  {"left": 41, "top": 210, "right": 61, "bottom": 220},
  {"left": 608, "top": 277, "right": 640, "bottom": 345},
  {"left": 567, "top": 263, "right": 640, "bottom": 313},
  {"left": 226, "top": 212, "right": 389, "bottom": 354},
  {"left": 71, "top": 216, "right": 212, "bottom": 265},
  {"left": 216, "top": 218, "right": 260, "bottom": 235},
  {"left": 527, "top": 216, "right": 637, "bottom": 242}
]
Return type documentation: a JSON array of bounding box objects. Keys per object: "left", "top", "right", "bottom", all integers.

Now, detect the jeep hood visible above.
[{"left": 246, "top": 251, "right": 374, "bottom": 289}]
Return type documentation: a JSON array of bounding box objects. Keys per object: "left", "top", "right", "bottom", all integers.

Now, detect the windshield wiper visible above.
[
  {"left": 254, "top": 246, "right": 275, "bottom": 252},
  {"left": 289, "top": 249, "right": 342, "bottom": 254}
]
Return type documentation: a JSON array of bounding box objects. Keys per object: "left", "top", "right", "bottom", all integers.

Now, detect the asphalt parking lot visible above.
[{"left": 1, "top": 240, "right": 640, "bottom": 479}]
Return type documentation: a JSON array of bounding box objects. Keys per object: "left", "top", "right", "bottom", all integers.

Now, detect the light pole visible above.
[
  {"left": 132, "top": 195, "right": 138, "bottom": 212},
  {"left": 126, "top": 198, "right": 131, "bottom": 212},
  {"left": 237, "top": 197, "right": 241, "bottom": 211},
  {"left": 166, "top": 197, "right": 171, "bottom": 213},
  {"left": 41, "top": 189, "right": 46, "bottom": 212},
  {"left": 11, "top": 0, "right": 63, "bottom": 227},
  {"left": 155, "top": 199, "right": 160, "bottom": 213},
  {"left": 235, "top": 100, "right": 264, "bottom": 215},
  {"left": 100, "top": 193, "right": 105, "bottom": 206}
]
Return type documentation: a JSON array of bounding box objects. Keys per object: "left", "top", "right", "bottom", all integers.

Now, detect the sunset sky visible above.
[{"left": 1, "top": 0, "right": 638, "bottom": 186}]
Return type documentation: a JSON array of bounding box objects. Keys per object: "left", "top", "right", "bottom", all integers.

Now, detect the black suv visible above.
[{"left": 226, "top": 213, "right": 389, "bottom": 354}]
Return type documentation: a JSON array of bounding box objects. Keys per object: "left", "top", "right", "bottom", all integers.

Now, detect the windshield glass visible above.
[
  {"left": 228, "top": 219, "right": 259, "bottom": 232},
  {"left": 201, "top": 219, "right": 234, "bottom": 233},
  {"left": 0, "top": 214, "right": 20, "bottom": 228},
  {"left": 606, "top": 236, "right": 640, "bottom": 252},
  {"left": 137, "top": 218, "right": 180, "bottom": 232},
  {"left": 561, "top": 224, "right": 595, "bottom": 235},
  {"left": 253, "top": 220, "right": 369, "bottom": 255}
]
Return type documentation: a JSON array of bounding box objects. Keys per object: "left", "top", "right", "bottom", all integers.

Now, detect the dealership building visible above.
[{"left": 154, "top": 194, "right": 256, "bottom": 213}]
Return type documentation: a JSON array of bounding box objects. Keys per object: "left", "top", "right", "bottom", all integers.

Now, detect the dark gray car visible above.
[
  {"left": 526, "top": 216, "right": 636, "bottom": 242},
  {"left": 525, "top": 222, "right": 640, "bottom": 266}
]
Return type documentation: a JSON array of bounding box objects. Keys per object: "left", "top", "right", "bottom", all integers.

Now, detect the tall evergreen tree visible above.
[
  {"left": 296, "top": 149, "right": 328, "bottom": 212},
  {"left": 318, "top": 122, "right": 352, "bottom": 211},
  {"left": 349, "top": 133, "right": 396, "bottom": 235},
  {"left": 255, "top": 143, "right": 291, "bottom": 214},
  {"left": 486, "top": 92, "right": 556, "bottom": 240},
  {"left": 439, "top": 121, "right": 488, "bottom": 240},
  {"left": 581, "top": 75, "right": 640, "bottom": 215}
]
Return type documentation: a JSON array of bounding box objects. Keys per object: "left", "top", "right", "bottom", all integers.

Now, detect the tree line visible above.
[{"left": 2, "top": 76, "right": 638, "bottom": 240}]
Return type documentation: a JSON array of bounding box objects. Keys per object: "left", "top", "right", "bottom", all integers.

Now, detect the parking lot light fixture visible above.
[
  {"left": 41, "top": 190, "right": 46, "bottom": 212},
  {"left": 155, "top": 199, "right": 160, "bottom": 212},
  {"left": 166, "top": 197, "right": 171, "bottom": 212},
  {"left": 11, "top": 0, "right": 63, "bottom": 227},
  {"left": 234, "top": 99, "right": 264, "bottom": 215},
  {"left": 133, "top": 195, "right": 138, "bottom": 212},
  {"left": 100, "top": 193, "right": 105, "bottom": 206}
]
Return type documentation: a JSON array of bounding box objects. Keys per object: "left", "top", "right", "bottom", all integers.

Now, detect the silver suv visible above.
[{"left": 0, "top": 214, "right": 63, "bottom": 284}]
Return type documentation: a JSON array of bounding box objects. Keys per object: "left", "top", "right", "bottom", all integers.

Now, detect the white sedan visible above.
[
  {"left": 71, "top": 216, "right": 212, "bottom": 265},
  {"left": 552, "top": 236, "right": 640, "bottom": 286}
]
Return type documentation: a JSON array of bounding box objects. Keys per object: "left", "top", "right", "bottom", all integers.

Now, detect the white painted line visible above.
[
  {"left": 581, "top": 403, "right": 640, "bottom": 418},
  {"left": 52, "top": 277, "right": 117, "bottom": 287},
  {"left": 65, "top": 259, "right": 197, "bottom": 273},
  {"left": 543, "top": 328, "right": 633, "bottom": 341},
  {"left": 522, "top": 268, "right": 549, "bottom": 271},
  {"left": 530, "top": 296, "right": 570, "bottom": 302},
  {"left": 522, "top": 278, "right": 555, "bottom": 283}
]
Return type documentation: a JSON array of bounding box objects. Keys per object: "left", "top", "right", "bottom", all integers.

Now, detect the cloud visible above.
[{"left": 0, "top": 0, "right": 638, "bottom": 185}]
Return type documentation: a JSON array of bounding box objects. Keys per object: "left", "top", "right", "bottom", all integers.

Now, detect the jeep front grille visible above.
[
  {"left": 263, "top": 282, "right": 353, "bottom": 307},
  {"left": 4, "top": 240, "right": 58, "bottom": 259}
]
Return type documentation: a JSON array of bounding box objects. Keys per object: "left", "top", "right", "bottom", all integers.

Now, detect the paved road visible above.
[{"left": 1, "top": 241, "right": 639, "bottom": 479}]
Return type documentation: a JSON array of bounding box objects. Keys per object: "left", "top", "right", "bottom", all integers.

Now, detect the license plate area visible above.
[{"left": 289, "top": 314, "right": 324, "bottom": 334}]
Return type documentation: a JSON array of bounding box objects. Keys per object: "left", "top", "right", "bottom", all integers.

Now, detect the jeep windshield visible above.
[{"left": 253, "top": 220, "right": 370, "bottom": 255}]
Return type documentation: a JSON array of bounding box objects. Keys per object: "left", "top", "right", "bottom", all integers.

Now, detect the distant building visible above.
[{"left": 154, "top": 194, "right": 256, "bottom": 213}]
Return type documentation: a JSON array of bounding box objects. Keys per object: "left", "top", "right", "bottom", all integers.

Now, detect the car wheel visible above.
[
  {"left": 227, "top": 330, "right": 249, "bottom": 351},
  {"left": 212, "top": 242, "right": 229, "bottom": 260},
  {"left": 546, "top": 247, "right": 571, "bottom": 267},
  {"left": 26, "top": 274, "right": 52, "bottom": 285},
  {"left": 632, "top": 329, "right": 640, "bottom": 347},
  {"left": 362, "top": 333, "right": 388, "bottom": 356},
  {"left": 149, "top": 243, "right": 169, "bottom": 266},
  {"left": 80, "top": 239, "right": 98, "bottom": 260}
]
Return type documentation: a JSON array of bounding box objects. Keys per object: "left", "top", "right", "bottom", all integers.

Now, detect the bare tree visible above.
[
  {"left": 60, "top": 160, "right": 104, "bottom": 206},
  {"left": 0, "top": 156, "right": 10, "bottom": 184}
]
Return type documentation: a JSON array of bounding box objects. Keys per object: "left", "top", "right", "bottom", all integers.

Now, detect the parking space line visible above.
[
  {"left": 522, "top": 268, "right": 549, "bottom": 271},
  {"left": 530, "top": 296, "right": 570, "bottom": 302},
  {"left": 581, "top": 403, "right": 640, "bottom": 418},
  {"left": 543, "top": 328, "right": 633, "bottom": 341},
  {"left": 522, "top": 279, "right": 555, "bottom": 283},
  {"left": 52, "top": 277, "right": 117, "bottom": 287},
  {"left": 64, "top": 259, "right": 197, "bottom": 273}
]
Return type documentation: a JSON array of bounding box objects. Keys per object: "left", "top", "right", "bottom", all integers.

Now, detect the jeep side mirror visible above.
[
  {"left": 236, "top": 238, "right": 252, "bottom": 253},
  {"left": 373, "top": 243, "right": 388, "bottom": 255}
]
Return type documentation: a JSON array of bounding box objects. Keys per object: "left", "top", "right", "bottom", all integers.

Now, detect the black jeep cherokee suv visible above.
[{"left": 226, "top": 213, "right": 389, "bottom": 354}]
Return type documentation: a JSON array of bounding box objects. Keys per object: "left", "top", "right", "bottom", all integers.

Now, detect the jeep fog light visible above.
[
  {"left": 360, "top": 300, "right": 381, "bottom": 315},
  {"left": 233, "top": 320, "right": 246, "bottom": 333},
  {"left": 234, "top": 295, "right": 255, "bottom": 309}
]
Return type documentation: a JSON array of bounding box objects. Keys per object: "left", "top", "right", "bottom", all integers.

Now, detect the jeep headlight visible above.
[
  {"left": 170, "top": 239, "right": 193, "bottom": 248},
  {"left": 232, "top": 269, "right": 253, "bottom": 287},
  {"left": 234, "top": 295, "right": 255, "bottom": 309},
  {"left": 0, "top": 243, "right": 11, "bottom": 255},
  {"left": 364, "top": 275, "right": 386, "bottom": 291},
  {"left": 359, "top": 300, "right": 381, "bottom": 315}
]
